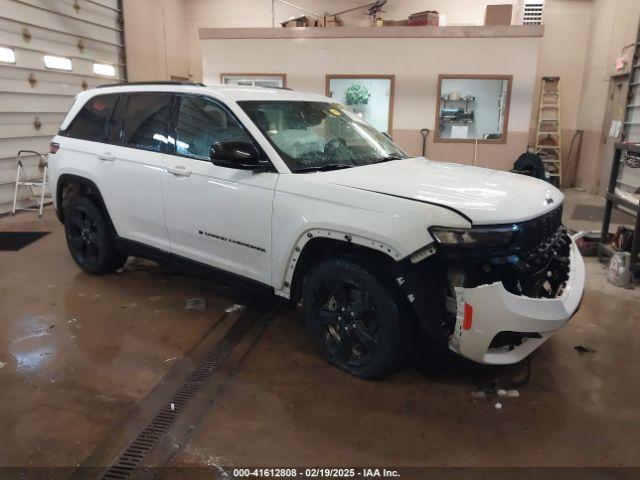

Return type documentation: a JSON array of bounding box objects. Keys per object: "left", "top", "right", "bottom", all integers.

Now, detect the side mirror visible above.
[{"left": 210, "top": 140, "right": 270, "bottom": 172}]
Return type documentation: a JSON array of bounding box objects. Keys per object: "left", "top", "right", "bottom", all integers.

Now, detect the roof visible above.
[{"left": 83, "top": 83, "right": 332, "bottom": 103}]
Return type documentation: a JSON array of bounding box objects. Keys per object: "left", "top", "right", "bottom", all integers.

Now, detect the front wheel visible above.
[
  {"left": 302, "top": 258, "right": 408, "bottom": 379},
  {"left": 64, "top": 196, "right": 127, "bottom": 275}
]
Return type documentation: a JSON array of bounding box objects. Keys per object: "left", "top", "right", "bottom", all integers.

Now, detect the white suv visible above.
[{"left": 48, "top": 82, "right": 585, "bottom": 378}]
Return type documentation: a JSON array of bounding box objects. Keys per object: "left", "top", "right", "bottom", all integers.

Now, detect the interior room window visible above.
[
  {"left": 122, "top": 94, "right": 172, "bottom": 151},
  {"left": 435, "top": 74, "right": 512, "bottom": 144},
  {"left": 174, "top": 95, "right": 253, "bottom": 160},
  {"left": 44, "top": 54, "right": 72, "bottom": 71},
  {"left": 65, "top": 94, "right": 118, "bottom": 141},
  {"left": 0, "top": 46, "right": 16, "bottom": 64},
  {"left": 326, "top": 75, "right": 394, "bottom": 134},
  {"left": 221, "top": 74, "right": 285, "bottom": 88}
]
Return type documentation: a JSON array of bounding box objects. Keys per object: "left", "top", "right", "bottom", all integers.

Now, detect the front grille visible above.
[
  {"left": 513, "top": 205, "right": 563, "bottom": 259},
  {"left": 438, "top": 206, "right": 571, "bottom": 297}
]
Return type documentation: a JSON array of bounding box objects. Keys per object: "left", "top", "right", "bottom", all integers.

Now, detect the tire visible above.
[
  {"left": 64, "top": 196, "right": 127, "bottom": 275},
  {"left": 302, "top": 257, "right": 408, "bottom": 379}
]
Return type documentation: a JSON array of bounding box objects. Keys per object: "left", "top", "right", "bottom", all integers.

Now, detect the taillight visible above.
[
  {"left": 463, "top": 303, "right": 473, "bottom": 330},
  {"left": 49, "top": 142, "right": 60, "bottom": 154}
]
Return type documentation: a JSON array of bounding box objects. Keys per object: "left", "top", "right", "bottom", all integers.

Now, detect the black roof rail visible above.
[{"left": 95, "top": 81, "right": 205, "bottom": 89}]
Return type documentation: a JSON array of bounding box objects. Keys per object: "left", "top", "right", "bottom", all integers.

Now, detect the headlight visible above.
[{"left": 429, "top": 225, "right": 518, "bottom": 248}]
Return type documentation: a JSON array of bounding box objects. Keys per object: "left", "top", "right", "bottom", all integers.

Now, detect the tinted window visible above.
[
  {"left": 106, "top": 95, "right": 127, "bottom": 144},
  {"left": 174, "top": 95, "right": 253, "bottom": 160},
  {"left": 65, "top": 94, "right": 117, "bottom": 141},
  {"left": 121, "top": 94, "right": 171, "bottom": 151}
]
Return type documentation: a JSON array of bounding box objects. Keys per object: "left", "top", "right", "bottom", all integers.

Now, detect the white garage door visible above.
[{"left": 0, "top": 0, "right": 125, "bottom": 213}]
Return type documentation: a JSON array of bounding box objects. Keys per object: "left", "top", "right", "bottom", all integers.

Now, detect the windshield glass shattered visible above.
[{"left": 238, "top": 101, "right": 408, "bottom": 172}]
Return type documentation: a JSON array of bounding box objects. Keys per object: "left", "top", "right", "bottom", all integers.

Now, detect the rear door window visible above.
[
  {"left": 65, "top": 94, "right": 118, "bottom": 141},
  {"left": 121, "top": 93, "right": 172, "bottom": 152}
]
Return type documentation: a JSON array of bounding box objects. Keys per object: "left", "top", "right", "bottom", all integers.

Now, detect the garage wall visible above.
[
  {"left": 574, "top": 0, "right": 640, "bottom": 193},
  {"left": 185, "top": 0, "right": 519, "bottom": 82},
  {"left": 122, "top": 0, "right": 189, "bottom": 81},
  {"left": 530, "top": 0, "right": 592, "bottom": 188},
  {"left": 200, "top": 31, "right": 541, "bottom": 170},
  {"left": 0, "top": 0, "right": 125, "bottom": 214}
]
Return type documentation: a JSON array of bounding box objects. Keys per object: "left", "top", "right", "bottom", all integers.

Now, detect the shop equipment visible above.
[
  {"left": 599, "top": 143, "right": 640, "bottom": 273},
  {"left": 11, "top": 150, "right": 49, "bottom": 217},
  {"left": 598, "top": 20, "right": 640, "bottom": 274},
  {"left": 420, "top": 128, "right": 430, "bottom": 157},
  {"left": 534, "top": 76, "right": 563, "bottom": 186}
]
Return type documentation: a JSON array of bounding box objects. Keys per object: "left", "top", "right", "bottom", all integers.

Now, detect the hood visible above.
[{"left": 316, "top": 157, "right": 563, "bottom": 225}]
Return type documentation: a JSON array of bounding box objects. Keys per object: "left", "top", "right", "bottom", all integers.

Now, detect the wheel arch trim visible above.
[
  {"left": 275, "top": 228, "right": 403, "bottom": 299},
  {"left": 55, "top": 173, "right": 118, "bottom": 237}
]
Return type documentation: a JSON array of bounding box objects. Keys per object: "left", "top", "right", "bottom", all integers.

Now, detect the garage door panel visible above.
[
  {"left": 0, "top": 122, "right": 59, "bottom": 139},
  {"left": 87, "top": 0, "right": 121, "bottom": 11},
  {"left": 0, "top": 76, "right": 84, "bottom": 97},
  {"left": 0, "top": 17, "right": 122, "bottom": 55},
  {"left": 0, "top": 93, "right": 74, "bottom": 113},
  {"left": 10, "top": 44, "right": 107, "bottom": 78},
  {"left": 0, "top": 156, "right": 46, "bottom": 185},
  {"left": 0, "top": 31, "right": 123, "bottom": 66},
  {"left": 0, "top": 64, "right": 117, "bottom": 86},
  {"left": 16, "top": 0, "right": 121, "bottom": 29},
  {"left": 0, "top": 136, "right": 51, "bottom": 159},
  {"left": 0, "top": 112, "right": 65, "bottom": 125},
  {"left": 0, "top": 0, "right": 122, "bottom": 46},
  {"left": 0, "top": 63, "right": 122, "bottom": 87},
  {"left": 0, "top": 0, "right": 124, "bottom": 212}
]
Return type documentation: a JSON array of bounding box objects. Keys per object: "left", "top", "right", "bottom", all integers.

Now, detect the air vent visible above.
[{"left": 521, "top": 0, "right": 544, "bottom": 25}]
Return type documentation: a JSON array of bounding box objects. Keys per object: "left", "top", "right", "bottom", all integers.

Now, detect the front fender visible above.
[{"left": 271, "top": 175, "right": 470, "bottom": 295}]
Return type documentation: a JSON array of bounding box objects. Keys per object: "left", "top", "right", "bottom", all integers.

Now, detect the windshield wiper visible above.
[{"left": 293, "top": 164, "right": 355, "bottom": 173}]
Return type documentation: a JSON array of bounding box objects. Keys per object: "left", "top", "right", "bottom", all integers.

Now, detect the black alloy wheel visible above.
[
  {"left": 303, "top": 258, "right": 407, "bottom": 379},
  {"left": 64, "top": 196, "right": 127, "bottom": 275}
]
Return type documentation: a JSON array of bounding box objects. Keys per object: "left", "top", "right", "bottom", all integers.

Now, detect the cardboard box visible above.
[
  {"left": 484, "top": 5, "right": 513, "bottom": 26},
  {"left": 322, "top": 15, "right": 343, "bottom": 27},
  {"left": 408, "top": 10, "right": 439, "bottom": 26},
  {"left": 281, "top": 16, "right": 311, "bottom": 28}
]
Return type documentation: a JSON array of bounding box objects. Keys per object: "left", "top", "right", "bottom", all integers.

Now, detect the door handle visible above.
[
  {"left": 166, "top": 165, "right": 192, "bottom": 177},
  {"left": 97, "top": 152, "right": 115, "bottom": 161}
]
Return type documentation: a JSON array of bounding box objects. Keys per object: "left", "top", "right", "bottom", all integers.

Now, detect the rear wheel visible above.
[
  {"left": 302, "top": 257, "right": 407, "bottom": 379},
  {"left": 64, "top": 196, "right": 127, "bottom": 275}
]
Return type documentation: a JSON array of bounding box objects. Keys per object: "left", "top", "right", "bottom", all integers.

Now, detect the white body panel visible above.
[
  {"left": 48, "top": 83, "right": 585, "bottom": 366},
  {"left": 49, "top": 137, "right": 170, "bottom": 252},
  {"left": 161, "top": 160, "right": 276, "bottom": 284}
]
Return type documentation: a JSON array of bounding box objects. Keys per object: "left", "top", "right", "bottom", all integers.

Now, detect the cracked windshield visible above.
[{"left": 239, "top": 101, "right": 408, "bottom": 172}]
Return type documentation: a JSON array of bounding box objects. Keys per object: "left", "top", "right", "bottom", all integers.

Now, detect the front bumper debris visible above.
[{"left": 448, "top": 238, "right": 585, "bottom": 364}]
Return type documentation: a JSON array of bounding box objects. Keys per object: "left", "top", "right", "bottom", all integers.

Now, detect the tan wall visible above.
[
  {"left": 186, "top": 0, "right": 517, "bottom": 82},
  {"left": 575, "top": 0, "right": 640, "bottom": 193},
  {"left": 201, "top": 35, "right": 540, "bottom": 170},
  {"left": 123, "top": 0, "right": 190, "bottom": 81}
]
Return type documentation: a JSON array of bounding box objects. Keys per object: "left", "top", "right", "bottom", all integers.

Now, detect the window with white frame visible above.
[
  {"left": 44, "top": 54, "right": 72, "bottom": 71},
  {"left": 93, "top": 63, "right": 116, "bottom": 77},
  {"left": 0, "top": 46, "right": 16, "bottom": 63},
  {"left": 221, "top": 74, "right": 285, "bottom": 88}
]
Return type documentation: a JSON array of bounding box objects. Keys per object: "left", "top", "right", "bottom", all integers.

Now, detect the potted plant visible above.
[{"left": 345, "top": 84, "right": 371, "bottom": 115}]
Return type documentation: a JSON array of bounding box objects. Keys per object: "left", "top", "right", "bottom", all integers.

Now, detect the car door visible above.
[
  {"left": 161, "top": 94, "right": 277, "bottom": 285},
  {"left": 95, "top": 92, "right": 172, "bottom": 252}
]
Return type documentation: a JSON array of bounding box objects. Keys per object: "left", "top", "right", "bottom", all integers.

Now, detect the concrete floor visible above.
[{"left": 0, "top": 190, "right": 638, "bottom": 474}]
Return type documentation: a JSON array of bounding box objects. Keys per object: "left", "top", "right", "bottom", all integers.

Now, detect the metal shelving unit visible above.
[
  {"left": 598, "top": 143, "right": 640, "bottom": 272},
  {"left": 598, "top": 19, "right": 640, "bottom": 272}
]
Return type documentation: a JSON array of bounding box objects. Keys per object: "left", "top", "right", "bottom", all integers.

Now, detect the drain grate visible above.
[{"left": 101, "top": 311, "right": 259, "bottom": 480}]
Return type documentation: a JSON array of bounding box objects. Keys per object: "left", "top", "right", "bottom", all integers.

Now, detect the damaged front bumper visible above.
[{"left": 448, "top": 238, "right": 585, "bottom": 364}]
